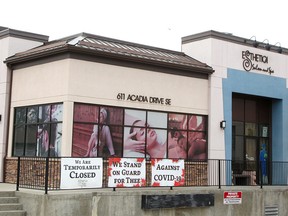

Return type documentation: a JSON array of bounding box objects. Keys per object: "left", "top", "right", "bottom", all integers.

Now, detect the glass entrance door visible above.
[{"left": 232, "top": 94, "right": 271, "bottom": 185}]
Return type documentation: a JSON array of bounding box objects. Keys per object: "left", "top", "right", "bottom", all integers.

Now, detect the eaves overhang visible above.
[{"left": 5, "top": 44, "right": 214, "bottom": 76}]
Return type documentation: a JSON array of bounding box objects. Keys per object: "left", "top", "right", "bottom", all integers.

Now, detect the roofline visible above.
[
  {"left": 0, "top": 26, "right": 49, "bottom": 42},
  {"left": 182, "top": 30, "right": 244, "bottom": 44},
  {"left": 59, "top": 32, "right": 186, "bottom": 56},
  {"left": 182, "top": 30, "right": 288, "bottom": 54},
  {"left": 5, "top": 44, "right": 214, "bottom": 75}
]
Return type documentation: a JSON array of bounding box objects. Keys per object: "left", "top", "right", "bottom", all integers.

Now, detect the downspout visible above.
[{"left": 3, "top": 64, "right": 13, "bottom": 182}]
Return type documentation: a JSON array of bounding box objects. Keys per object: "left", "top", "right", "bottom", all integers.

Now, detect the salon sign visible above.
[
  {"left": 242, "top": 50, "right": 274, "bottom": 74},
  {"left": 60, "top": 158, "right": 103, "bottom": 189},
  {"left": 151, "top": 159, "right": 185, "bottom": 186},
  {"left": 108, "top": 158, "right": 146, "bottom": 187}
]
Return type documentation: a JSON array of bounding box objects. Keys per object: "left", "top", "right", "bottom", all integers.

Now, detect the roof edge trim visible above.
[{"left": 0, "top": 27, "right": 49, "bottom": 42}]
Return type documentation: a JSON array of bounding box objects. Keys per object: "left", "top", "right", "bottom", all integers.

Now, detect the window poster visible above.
[
  {"left": 108, "top": 158, "right": 146, "bottom": 187},
  {"left": 60, "top": 157, "right": 103, "bottom": 189},
  {"left": 72, "top": 103, "right": 208, "bottom": 160},
  {"left": 151, "top": 159, "right": 185, "bottom": 186},
  {"left": 72, "top": 104, "right": 123, "bottom": 158},
  {"left": 123, "top": 109, "right": 146, "bottom": 158},
  {"left": 13, "top": 104, "right": 63, "bottom": 157},
  {"left": 187, "top": 115, "right": 207, "bottom": 160},
  {"left": 37, "top": 104, "right": 63, "bottom": 157},
  {"left": 123, "top": 110, "right": 167, "bottom": 158}
]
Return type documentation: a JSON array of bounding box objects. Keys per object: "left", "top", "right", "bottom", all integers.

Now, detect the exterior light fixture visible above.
[
  {"left": 262, "top": 39, "right": 271, "bottom": 50},
  {"left": 274, "top": 42, "right": 282, "bottom": 53},
  {"left": 220, "top": 120, "right": 226, "bottom": 129},
  {"left": 245, "top": 36, "right": 259, "bottom": 48},
  {"left": 250, "top": 36, "right": 259, "bottom": 48},
  {"left": 252, "top": 41, "right": 259, "bottom": 48}
]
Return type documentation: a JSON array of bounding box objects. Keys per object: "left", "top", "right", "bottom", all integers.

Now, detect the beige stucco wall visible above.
[
  {"left": 8, "top": 58, "right": 209, "bottom": 156},
  {"left": 68, "top": 60, "right": 209, "bottom": 113},
  {"left": 1, "top": 36, "right": 45, "bottom": 181}
]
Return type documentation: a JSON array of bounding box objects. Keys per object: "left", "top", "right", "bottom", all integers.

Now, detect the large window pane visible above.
[
  {"left": 188, "top": 115, "right": 206, "bottom": 131},
  {"left": 52, "top": 104, "right": 63, "bottom": 122},
  {"left": 168, "top": 114, "right": 187, "bottom": 130},
  {"left": 245, "top": 138, "right": 257, "bottom": 171},
  {"left": 25, "top": 125, "right": 37, "bottom": 156},
  {"left": 232, "top": 121, "right": 244, "bottom": 135},
  {"left": 148, "top": 111, "right": 167, "bottom": 128},
  {"left": 13, "top": 126, "right": 25, "bottom": 156},
  {"left": 168, "top": 130, "right": 187, "bottom": 159},
  {"left": 146, "top": 128, "right": 167, "bottom": 159},
  {"left": 232, "top": 97, "right": 244, "bottom": 121},
  {"left": 27, "top": 107, "right": 38, "bottom": 124},
  {"left": 245, "top": 100, "right": 257, "bottom": 122},
  {"left": 232, "top": 136, "right": 244, "bottom": 161},
  {"left": 187, "top": 132, "right": 207, "bottom": 160},
  {"left": 37, "top": 124, "right": 50, "bottom": 156},
  {"left": 232, "top": 135, "right": 244, "bottom": 174},
  {"left": 245, "top": 123, "right": 258, "bottom": 136},
  {"left": 101, "top": 107, "right": 123, "bottom": 125},
  {"left": 38, "top": 105, "right": 51, "bottom": 123},
  {"left": 245, "top": 138, "right": 256, "bottom": 161},
  {"left": 15, "top": 108, "right": 26, "bottom": 125},
  {"left": 106, "top": 125, "right": 123, "bottom": 157},
  {"left": 73, "top": 104, "right": 99, "bottom": 123},
  {"left": 13, "top": 103, "right": 63, "bottom": 157},
  {"left": 54, "top": 123, "right": 62, "bottom": 156},
  {"left": 258, "top": 100, "right": 271, "bottom": 124},
  {"left": 123, "top": 126, "right": 145, "bottom": 158},
  {"left": 72, "top": 123, "right": 93, "bottom": 157},
  {"left": 124, "top": 109, "right": 146, "bottom": 126}
]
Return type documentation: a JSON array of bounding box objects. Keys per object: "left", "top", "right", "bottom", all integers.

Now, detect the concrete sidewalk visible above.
[{"left": 0, "top": 183, "right": 16, "bottom": 191}]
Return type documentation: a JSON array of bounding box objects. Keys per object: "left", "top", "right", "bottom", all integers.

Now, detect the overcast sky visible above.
[{"left": 1, "top": 0, "right": 287, "bottom": 51}]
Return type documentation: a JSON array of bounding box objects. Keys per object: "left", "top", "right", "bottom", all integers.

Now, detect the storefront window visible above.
[
  {"left": 72, "top": 103, "right": 208, "bottom": 160},
  {"left": 12, "top": 104, "right": 63, "bottom": 157},
  {"left": 245, "top": 123, "right": 258, "bottom": 136}
]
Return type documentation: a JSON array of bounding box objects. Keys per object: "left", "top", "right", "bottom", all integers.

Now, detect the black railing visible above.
[{"left": 15, "top": 157, "right": 288, "bottom": 194}]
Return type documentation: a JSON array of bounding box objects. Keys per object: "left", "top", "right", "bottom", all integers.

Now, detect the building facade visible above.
[
  {"left": 2, "top": 28, "right": 288, "bottom": 216},
  {"left": 3, "top": 32, "right": 213, "bottom": 183},
  {"left": 2, "top": 28, "right": 288, "bottom": 186},
  {"left": 0, "top": 27, "right": 48, "bottom": 181},
  {"left": 182, "top": 30, "right": 288, "bottom": 184}
]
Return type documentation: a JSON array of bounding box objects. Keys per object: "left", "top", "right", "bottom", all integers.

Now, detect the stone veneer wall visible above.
[{"left": 5, "top": 158, "right": 18, "bottom": 183}]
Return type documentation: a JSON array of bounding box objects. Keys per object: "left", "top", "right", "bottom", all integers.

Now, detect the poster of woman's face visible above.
[
  {"left": 123, "top": 109, "right": 146, "bottom": 158},
  {"left": 123, "top": 110, "right": 167, "bottom": 158}
]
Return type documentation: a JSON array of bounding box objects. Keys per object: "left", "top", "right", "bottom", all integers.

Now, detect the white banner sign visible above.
[
  {"left": 108, "top": 158, "right": 146, "bottom": 187},
  {"left": 60, "top": 158, "right": 103, "bottom": 189},
  {"left": 151, "top": 159, "right": 185, "bottom": 186}
]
